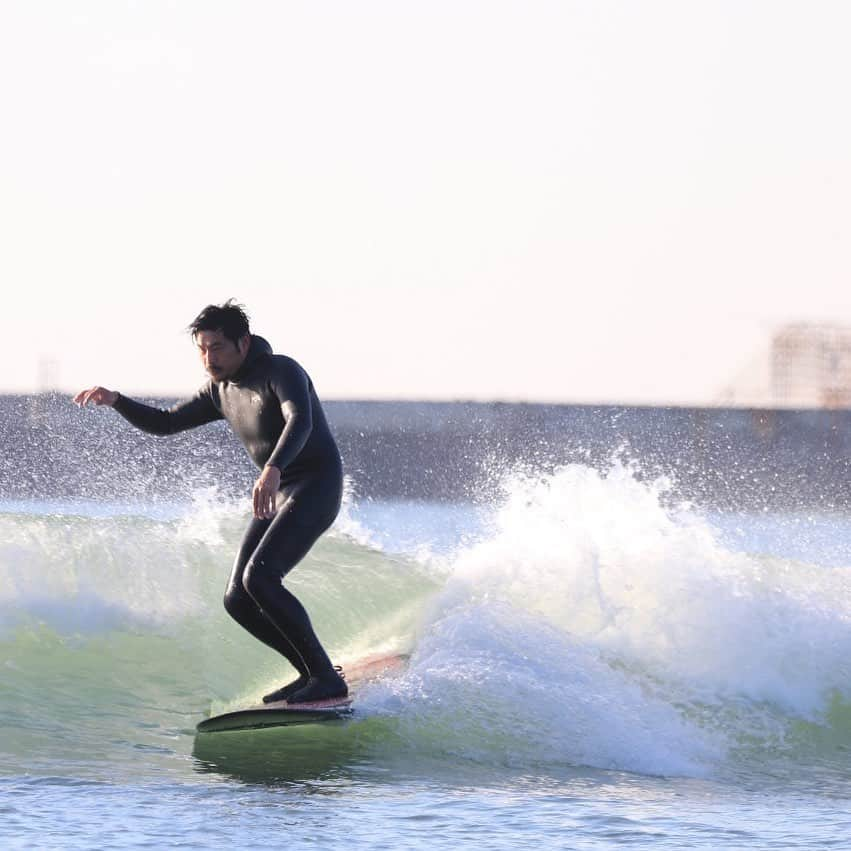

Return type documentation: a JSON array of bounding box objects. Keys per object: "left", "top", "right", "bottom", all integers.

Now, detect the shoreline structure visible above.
[{"left": 4, "top": 394, "right": 850, "bottom": 512}]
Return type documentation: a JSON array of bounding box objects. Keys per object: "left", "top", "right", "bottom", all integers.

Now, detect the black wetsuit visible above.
[{"left": 113, "top": 335, "right": 345, "bottom": 703}]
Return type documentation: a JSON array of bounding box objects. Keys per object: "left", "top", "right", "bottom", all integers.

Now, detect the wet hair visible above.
[{"left": 188, "top": 299, "right": 251, "bottom": 347}]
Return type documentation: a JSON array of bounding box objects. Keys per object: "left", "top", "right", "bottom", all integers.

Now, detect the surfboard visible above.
[
  {"left": 196, "top": 696, "right": 353, "bottom": 733},
  {"left": 196, "top": 652, "right": 408, "bottom": 734}
]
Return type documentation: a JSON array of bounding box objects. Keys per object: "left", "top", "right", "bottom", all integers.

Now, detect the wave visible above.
[
  {"left": 354, "top": 463, "right": 851, "bottom": 776},
  {"left": 2, "top": 463, "right": 850, "bottom": 779}
]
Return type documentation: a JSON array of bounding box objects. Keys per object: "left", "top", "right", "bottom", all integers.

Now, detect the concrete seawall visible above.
[{"left": 3, "top": 395, "right": 850, "bottom": 512}]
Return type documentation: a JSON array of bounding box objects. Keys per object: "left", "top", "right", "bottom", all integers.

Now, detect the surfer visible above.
[{"left": 73, "top": 300, "right": 347, "bottom": 705}]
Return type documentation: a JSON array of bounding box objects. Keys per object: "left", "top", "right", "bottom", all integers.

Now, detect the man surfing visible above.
[{"left": 73, "top": 300, "right": 347, "bottom": 705}]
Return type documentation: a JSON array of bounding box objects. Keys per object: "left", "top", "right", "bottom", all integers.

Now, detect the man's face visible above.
[{"left": 195, "top": 329, "right": 249, "bottom": 381}]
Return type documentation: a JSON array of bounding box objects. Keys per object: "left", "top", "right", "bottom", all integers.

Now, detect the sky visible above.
[{"left": 2, "top": 1, "right": 851, "bottom": 405}]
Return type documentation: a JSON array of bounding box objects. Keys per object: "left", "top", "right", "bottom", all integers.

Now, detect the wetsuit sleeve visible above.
[
  {"left": 264, "top": 360, "right": 313, "bottom": 471},
  {"left": 112, "top": 386, "right": 222, "bottom": 435}
]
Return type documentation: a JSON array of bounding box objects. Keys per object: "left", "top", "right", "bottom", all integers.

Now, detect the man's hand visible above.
[
  {"left": 253, "top": 465, "right": 282, "bottom": 519},
  {"left": 73, "top": 387, "right": 119, "bottom": 408}
]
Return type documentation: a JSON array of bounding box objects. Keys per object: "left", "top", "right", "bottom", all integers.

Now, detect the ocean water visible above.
[{"left": 2, "top": 462, "right": 851, "bottom": 849}]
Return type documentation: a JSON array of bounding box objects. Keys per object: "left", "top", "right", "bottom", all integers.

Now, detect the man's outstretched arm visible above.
[{"left": 73, "top": 385, "right": 223, "bottom": 435}]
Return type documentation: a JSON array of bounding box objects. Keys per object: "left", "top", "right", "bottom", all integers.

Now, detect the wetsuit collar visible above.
[{"left": 229, "top": 335, "right": 273, "bottom": 384}]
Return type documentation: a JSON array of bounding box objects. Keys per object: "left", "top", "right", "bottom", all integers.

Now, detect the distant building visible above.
[
  {"left": 717, "top": 322, "right": 851, "bottom": 409},
  {"left": 771, "top": 323, "right": 851, "bottom": 409}
]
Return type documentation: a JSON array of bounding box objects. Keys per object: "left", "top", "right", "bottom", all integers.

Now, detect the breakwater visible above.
[{"left": 3, "top": 394, "right": 850, "bottom": 511}]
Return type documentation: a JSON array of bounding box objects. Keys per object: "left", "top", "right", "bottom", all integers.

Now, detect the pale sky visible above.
[{"left": 3, "top": 1, "right": 850, "bottom": 404}]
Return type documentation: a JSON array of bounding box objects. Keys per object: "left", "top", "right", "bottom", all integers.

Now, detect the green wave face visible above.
[{"left": 0, "top": 507, "right": 440, "bottom": 782}]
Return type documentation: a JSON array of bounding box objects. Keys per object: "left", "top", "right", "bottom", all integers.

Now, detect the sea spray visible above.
[
  {"left": 454, "top": 463, "right": 851, "bottom": 710},
  {"left": 360, "top": 461, "right": 851, "bottom": 774}
]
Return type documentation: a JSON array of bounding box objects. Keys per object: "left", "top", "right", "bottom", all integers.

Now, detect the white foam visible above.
[
  {"left": 360, "top": 600, "right": 724, "bottom": 776},
  {"left": 359, "top": 462, "right": 851, "bottom": 774}
]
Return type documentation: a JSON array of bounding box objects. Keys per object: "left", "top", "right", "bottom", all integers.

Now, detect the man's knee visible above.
[
  {"left": 242, "top": 557, "right": 275, "bottom": 604},
  {"left": 223, "top": 580, "right": 248, "bottom": 619}
]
